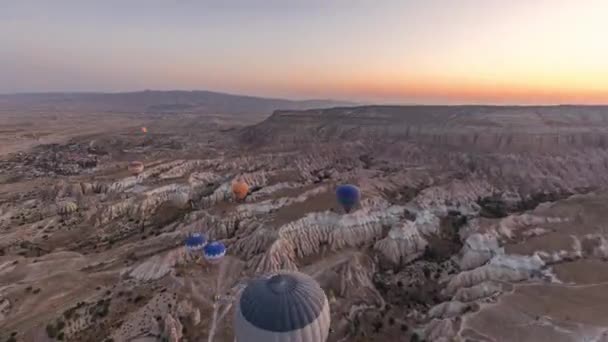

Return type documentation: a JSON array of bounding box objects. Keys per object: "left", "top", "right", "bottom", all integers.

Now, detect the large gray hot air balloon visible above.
[{"left": 234, "top": 271, "right": 331, "bottom": 342}]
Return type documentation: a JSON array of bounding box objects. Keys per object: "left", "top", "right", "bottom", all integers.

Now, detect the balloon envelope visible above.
[
  {"left": 59, "top": 201, "right": 78, "bottom": 215},
  {"left": 234, "top": 271, "right": 331, "bottom": 342},
  {"left": 203, "top": 241, "right": 226, "bottom": 263},
  {"left": 128, "top": 161, "right": 144, "bottom": 175},
  {"left": 335, "top": 184, "right": 360, "bottom": 213},
  {"left": 185, "top": 233, "right": 207, "bottom": 251},
  {"left": 232, "top": 181, "right": 249, "bottom": 200}
]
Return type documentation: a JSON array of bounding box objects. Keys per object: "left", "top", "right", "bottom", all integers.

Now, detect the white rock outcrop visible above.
[
  {"left": 129, "top": 248, "right": 186, "bottom": 281},
  {"left": 445, "top": 253, "right": 544, "bottom": 296},
  {"left": 428, "top": 301, "right": 472, "bottom": 319},
  {"left": 374, "top": 210, "right": 440, "bottom": 265}
]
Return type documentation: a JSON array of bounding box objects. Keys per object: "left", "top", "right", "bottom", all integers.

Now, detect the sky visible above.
[{"left": 2, "top": 0, "right": 608, "bottom": 104}]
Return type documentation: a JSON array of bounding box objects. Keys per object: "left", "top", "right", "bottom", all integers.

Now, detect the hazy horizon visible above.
[
  {"left": 3, "top": 0, "right": 608, "bottom": 105},
  {"left": 5, "top": 88, "right": 608, "bottom": 108}
]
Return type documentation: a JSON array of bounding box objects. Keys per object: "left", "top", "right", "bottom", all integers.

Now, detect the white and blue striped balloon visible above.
[
  {"left": 203, "top": 241, "right": 226, "bottom": 263},
  {"left": 184, "top": 233, "right": 207, "bottom": 252}
]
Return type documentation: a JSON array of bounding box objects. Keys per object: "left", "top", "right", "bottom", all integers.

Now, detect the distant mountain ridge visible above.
[{"left": 0, "top": 90, "right": 355, "bottom": 115}]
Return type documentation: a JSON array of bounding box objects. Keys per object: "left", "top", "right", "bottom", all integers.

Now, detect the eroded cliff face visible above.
[
  {"left": 241, "top": 105, "right": 608, "bottom": 152},
  {"left": 2, "top": 106, "right": 608, "bottom": 342}
]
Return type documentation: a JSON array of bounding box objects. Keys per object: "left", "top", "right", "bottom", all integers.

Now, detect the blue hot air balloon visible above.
[
  {"left": 336, "top": 184, "right": 361, "bottom": 213},
  {"left": 184, "top": 233, "right": 207, "bottom": 252},
  {"left": 233, "top": 271, "right": 331, "bottom": 342},
  {"left": 203, "top": 241, "right": 226, "bottom": 264}
]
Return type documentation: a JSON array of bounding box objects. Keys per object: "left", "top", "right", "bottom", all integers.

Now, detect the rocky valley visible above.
[{"left": 2, "top": 103, "right": 608, "bottom": 342}]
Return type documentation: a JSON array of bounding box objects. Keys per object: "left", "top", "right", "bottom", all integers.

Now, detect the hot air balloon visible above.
[
  {"left": 232, "top": 180, "right": 249, "bottom": 201},
  {"left": 58, "top": 201, "right": 78, "bottom": 216},
  {"left": 184, "top": 233, "right": 207, "bottom": 252},
  {"left": 203, "top": 241, "right": 226, "bottom": 264},
  {"left": 335, "top": 184, "right": 360, "bottom": 213},
  {"left": 234, "top": 271, "right": 331, "bottom": 342},
  {"left": 128, "top": 161, "right": 144, "bottom": 175}
]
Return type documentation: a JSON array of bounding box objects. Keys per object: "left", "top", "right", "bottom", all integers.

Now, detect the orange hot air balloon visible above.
[
  {"left": 141, "top": 127, "right": 148, "bottom": 133},
  {"left": 128, "top": 161, "right": 144, "bottom": 175},
  {"left": 232, "top": 181, "right": 249, "bottom": 201}
]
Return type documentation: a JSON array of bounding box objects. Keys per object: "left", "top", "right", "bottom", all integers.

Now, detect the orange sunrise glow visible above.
[{"left": 2, "top": 0, "right": 607, "bottom": 104}]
